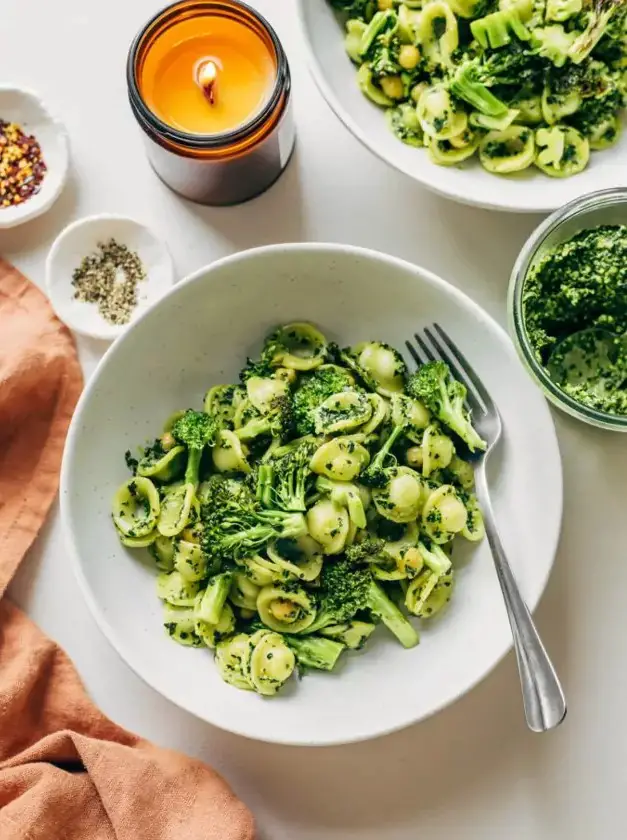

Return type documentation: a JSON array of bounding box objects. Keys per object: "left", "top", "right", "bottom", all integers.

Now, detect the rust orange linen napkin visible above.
[{"left": 0, "top": 260, "right": 255, "bottom": 840}]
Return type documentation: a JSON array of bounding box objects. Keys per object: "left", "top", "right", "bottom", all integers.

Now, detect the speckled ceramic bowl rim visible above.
[
  {"left": 508, "top": 187, "right": 627, "bottom": 432},
  {"left": 0, "top": 85, "right": 70, "bottom": 229}
]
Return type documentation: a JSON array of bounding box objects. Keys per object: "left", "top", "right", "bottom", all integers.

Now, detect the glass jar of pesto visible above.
[{"left": 509, "top": 187, "right": 627, "bottom": 432}]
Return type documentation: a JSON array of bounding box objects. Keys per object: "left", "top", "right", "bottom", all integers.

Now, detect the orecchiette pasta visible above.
[
  {"left": 335, "top": 0, "right": 626, "bottom": 180},
  {"left": 479, "top": 126, "right": 536, "bottom": 174},
  {"left": 112, "top": 477, "right": 160, "bottom": 538},
  {"left": 256, "top": 585, "right": 316, "bottom": 633},
  {"left": 116, "top": 323, "right": 486, "bottom": 696},
  {"left": 422, "top": 485, "right": 468, "bottom": 543},
  {"left": 306, "top": 498, "right": 351, "bottom": 554},
  {"left": 309, "top": 436, "right": 370, "bottom": 481},
  {"left": 314, "top": 390, "right": 373, "bottom": 434},
  {"left": 372, "top": 466, "right": 426, "bottom": 523}
]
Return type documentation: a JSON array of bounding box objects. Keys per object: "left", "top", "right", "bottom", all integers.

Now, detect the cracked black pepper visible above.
[{"left": 71, "top": 239, "right": 147, "bottom": 326}]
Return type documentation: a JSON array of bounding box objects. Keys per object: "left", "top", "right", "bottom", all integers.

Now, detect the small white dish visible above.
[
  {"left": 46, "top": 214, "right": 175, "bottom": 341},
  {"left": 61, "top": 243, "right": 563, "bottom": 745},
  {"left": 296, "top": 0, "right": 627, "bottom": 213},
  {"left": 0, "top": 86, "right": 69, "bottom": 228}
]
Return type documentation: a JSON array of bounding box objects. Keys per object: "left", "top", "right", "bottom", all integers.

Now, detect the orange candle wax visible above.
[{"left": 139, "top": 12, "right": 277, "bottom": 135}]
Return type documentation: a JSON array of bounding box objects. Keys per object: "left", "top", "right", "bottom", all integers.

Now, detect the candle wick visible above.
[{"left": 198, "top": 60, "right": 218, "bottom": 106}]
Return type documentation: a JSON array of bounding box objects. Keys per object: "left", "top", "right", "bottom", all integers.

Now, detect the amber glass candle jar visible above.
[{"left": 127, "top": 0, "right": 294, "bottom": 206}]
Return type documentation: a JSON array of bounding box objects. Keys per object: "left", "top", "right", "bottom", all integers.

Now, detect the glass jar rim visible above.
[
  {"left": 127, "top": 0, "right": 290, "bottom": 150},
  {"left": 508, "top": 187, "right": 627, "bottom": 431}
]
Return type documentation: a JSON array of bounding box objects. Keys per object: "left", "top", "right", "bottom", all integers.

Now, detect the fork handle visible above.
[{"left": 474, "top": 468, "right": 566, "bottom": 733}]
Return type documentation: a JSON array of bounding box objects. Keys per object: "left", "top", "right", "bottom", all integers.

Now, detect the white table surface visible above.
[{"left": 2, "top": 1, "right": 627, "bottom": 838}]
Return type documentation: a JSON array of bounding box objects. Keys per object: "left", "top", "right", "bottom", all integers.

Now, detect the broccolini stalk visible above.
[
  {"left": 569, "top": 0, "right": 624, "bottom": 63},
  {"left": 360, "top": 423, "right": 405, "bottom": 488},
  {"left": 195, "top": 573, "right": 232, "bottom": 625},
  {"left": 367, "top": 581, "right": 419, "bottom": 648},
  {"left": 407, "top": 361, "right": 487, "bottom": 453},
  {"left": 418, "top": 541, "right": 452, "bottom": 576},
  {"left": 320, "top": 620, "right": 376, "bottom": 650},
  {"left": 287, "top": 635, "right": 346, "bottom": 671},
  {"left": 256, "top": 446, "right": 313, "bottom": 512}
]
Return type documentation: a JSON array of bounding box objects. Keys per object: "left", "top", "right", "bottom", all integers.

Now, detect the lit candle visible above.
[
  {"left": 127, "top": 0, "right": 294, "bottom": 205},
  {"left": 197, "top": 59, "right": 218, "bottom": 105}
]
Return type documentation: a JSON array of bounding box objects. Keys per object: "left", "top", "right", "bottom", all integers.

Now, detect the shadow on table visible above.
[
  {"left": 0, "top": 175, "right": 79, "bottom": 261},
  {"left": 176, "top": 143, "right": 308, "bottom": 251}
]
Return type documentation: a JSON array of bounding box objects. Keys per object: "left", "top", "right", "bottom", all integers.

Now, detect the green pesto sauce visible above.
[{"left": 522, "top": 225, "right": 627, "bottom": 416}]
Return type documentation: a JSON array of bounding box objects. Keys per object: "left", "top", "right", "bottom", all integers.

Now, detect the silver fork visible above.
[{"left": 406, "top": 323, "right": 566, "bottom": 733}]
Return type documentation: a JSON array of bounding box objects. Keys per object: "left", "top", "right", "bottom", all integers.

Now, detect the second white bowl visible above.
[{"left": 296, "top": 0, "right": 627, "bottom": 213}]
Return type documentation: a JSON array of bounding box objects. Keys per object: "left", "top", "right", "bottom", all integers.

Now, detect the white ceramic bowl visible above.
[
  {"left": 0, "top": 86, "right": 69, "bottom": 228},
  {"left": 61, "top": 244, "right": 562, "bottom": 745},
  {"left": 296, "top": 0, "right": 627, "bottom": 213},
  {"left": 46, "top": 214, "right": 174, "bottom": 341}
]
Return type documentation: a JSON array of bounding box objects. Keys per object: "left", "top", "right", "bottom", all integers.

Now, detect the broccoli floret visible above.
[
  {"left": 201, "top": 475, "right": 307, "bottom": 561},
  {"left": 172, "top": 409, "right": 217, "bottom": 487},
  {"left": 307, "top": 559, "right": 419, "bottom": 648},
  {"left": 286, "top": 635, "right": 345, "bottom": 671},
  {"left": 530, "top": 24, "right": 577, "bottom": 64},
  {"left": 345, "top": 536, "right": 386, "bottom": 564},
  {"left": 479, "top": 42, "right": 545, "bottom": 89},
  {"left": 407, "top": 361, "right": 486, "bottom": 453},
  {"left": 255, "top": 444, "right": 313, "bottom": 512},
  {"left": 236, "top": 395, "right": 295, "bottom": 443},
  {"left": 292, "top": 366, "right": 354, "bottom": 436},
  {"left": 569, "top": 0, "right": 625, "bottom": 63},
  {"left": 450, "top": 59, "right": 510, "bottom": 116},
  {"left": 470, "top": 5, "right": 531, "bottom": 49}
]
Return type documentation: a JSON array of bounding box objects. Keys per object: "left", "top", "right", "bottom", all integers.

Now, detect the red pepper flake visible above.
[{"left": 0, "top": 120, "right": 47, "bottom": 208}]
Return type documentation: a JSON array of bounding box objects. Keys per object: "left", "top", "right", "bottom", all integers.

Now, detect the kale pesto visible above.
[{"left": 523, "top": 225, "right": 627, "bottom": 415}]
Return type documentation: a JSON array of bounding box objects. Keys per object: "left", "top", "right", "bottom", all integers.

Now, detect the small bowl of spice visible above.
[
  {"left": 509, "top": 188, "right": 627, "bottom": 431},
  {"left": 46, "top": 214, "right": 175, "bottom": 340},
  {"left": 0, "top": 86, "right": 69, "bottom": 228}
]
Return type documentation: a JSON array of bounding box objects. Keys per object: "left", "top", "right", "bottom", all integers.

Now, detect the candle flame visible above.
[{"left": 197, "top": 60, "right": 218, "bottom": 106}]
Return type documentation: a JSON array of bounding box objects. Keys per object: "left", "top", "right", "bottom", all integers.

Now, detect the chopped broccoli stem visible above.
[
  {"left": 367, "top": 580, "right": 419, "bottom": 648},
  {"left": 287, "top": 635, "right": 345, "bottom": 671},
  {"left": 196, "top": 573, "right": 232, "bottom": 625}
]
